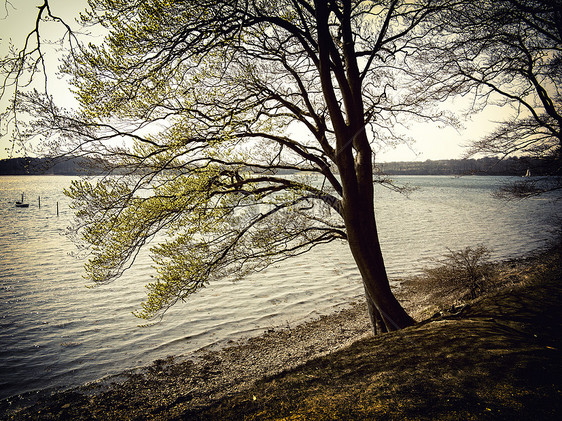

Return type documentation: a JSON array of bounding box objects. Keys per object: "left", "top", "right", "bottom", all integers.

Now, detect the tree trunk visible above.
[
  {"left": 341, "top": 150, "right": 416, "bottom": 332},
  {"left": 348, "top": 216, "right": 416, "bottom": 332},
  {"left": 313, "top": 1, "right": 414, "bottom": 333}
]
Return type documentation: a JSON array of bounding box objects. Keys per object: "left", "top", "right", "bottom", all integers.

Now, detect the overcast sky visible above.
[{"left": 0, "top": 0, "right": 511, "bottom": 162}]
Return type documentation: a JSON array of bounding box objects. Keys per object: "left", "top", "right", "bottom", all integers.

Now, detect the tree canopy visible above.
[
  {"left": 438, "top": 0, "right": 562, "bottom": 196},
  {"left": 2, "top": 0, "right": 559, "bottom": 330}
]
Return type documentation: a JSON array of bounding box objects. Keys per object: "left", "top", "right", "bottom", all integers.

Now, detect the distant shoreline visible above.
[
  {"left": 0, "top": 157, "right": 106, "bottom": 176},
  {"left": 1, "top": 155, "right": 558, "bottom": 177}
]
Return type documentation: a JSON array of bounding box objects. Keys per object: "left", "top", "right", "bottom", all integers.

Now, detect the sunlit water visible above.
[{"left": 0, "top": 175, "right": 559, "bottom": 401}]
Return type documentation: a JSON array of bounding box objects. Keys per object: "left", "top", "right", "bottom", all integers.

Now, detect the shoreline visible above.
[
  {"left": 2, "top": 244, "right": 559, "bottom": 419},
  {"left": 1, "top": 297, "right": 374, "bottom": 419}
]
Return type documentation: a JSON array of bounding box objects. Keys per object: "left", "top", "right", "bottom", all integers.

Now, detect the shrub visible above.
[{"left": 422, "top": 245, "right": 495, "bottom": 299}]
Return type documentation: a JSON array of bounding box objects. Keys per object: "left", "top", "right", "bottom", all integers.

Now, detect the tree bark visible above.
[
  {"left": 345, "top": 198, "right": 416, "bottom": 332},
  {"left": 364, "top": 285, "right": 388, "bottom": 334}
]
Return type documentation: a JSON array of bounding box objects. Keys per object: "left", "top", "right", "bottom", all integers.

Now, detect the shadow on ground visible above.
[{"left": 189, "top": 252, "right": 562, "bottom": 420}]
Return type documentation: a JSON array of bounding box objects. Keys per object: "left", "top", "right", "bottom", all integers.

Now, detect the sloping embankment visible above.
[{"left": 186, "top": 246, "right": 562, "bottom": 420}]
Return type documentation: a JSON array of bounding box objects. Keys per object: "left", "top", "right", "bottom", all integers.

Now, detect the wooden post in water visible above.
[
  {"left": 38, "top": 196, "right": 41, "bottom": 209},
  {"left": 57, "top": 202, "right": 59, "bottom": 216}
]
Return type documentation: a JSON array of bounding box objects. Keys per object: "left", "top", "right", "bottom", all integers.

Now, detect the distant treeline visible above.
[
  {"left": 377, "top": 156, "right": 559, "bottom": 176},
  {"left": 0, "top": 157, "right": 106, "bottom": 175},
  {"left": 0, "top": 155, "right": 559, "bottom": 176}
]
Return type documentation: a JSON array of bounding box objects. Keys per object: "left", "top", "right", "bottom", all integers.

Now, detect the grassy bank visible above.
[
  {"left": 3, "top": 245, "right": 561, "bottom": 420},
  {"left": 190, "top": 246, "right": 562, "bottom": 420}
]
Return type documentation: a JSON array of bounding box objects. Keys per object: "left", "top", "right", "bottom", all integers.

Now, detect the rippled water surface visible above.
[{"left": 0, "top": 175, "right": 559, "bottom": 401}]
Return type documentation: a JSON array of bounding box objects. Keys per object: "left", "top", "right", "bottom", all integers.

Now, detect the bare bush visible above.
[{"left": 422, "top": 246, "right": 495, "bottom": 299}]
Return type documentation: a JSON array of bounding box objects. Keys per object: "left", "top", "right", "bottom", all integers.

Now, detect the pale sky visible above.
[{"left": 0, "top": 0, "right": 510, "bottom": 162}]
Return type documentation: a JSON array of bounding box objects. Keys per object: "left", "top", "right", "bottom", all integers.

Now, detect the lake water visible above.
[{"left": 0, "top": 175, "right": 560, "bottom": 402}]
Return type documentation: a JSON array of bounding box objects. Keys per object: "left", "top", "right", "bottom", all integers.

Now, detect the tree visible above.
[
  {"left": 438, "top": 0, "right": 562, "bottom": 197},
  {"left": 1, "top": 0, "right": 462, "bottom": 333}
]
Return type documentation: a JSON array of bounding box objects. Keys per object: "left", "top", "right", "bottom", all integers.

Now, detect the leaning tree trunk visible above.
[
  {"left": 345, "top": 199, "right": 416, "bottom": 332},
  {"left": 339, "top": 125, "right": 415, "bottom": 333},
  {"left": 312, "top": 0, "right": 414, "bottom": 333}
]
